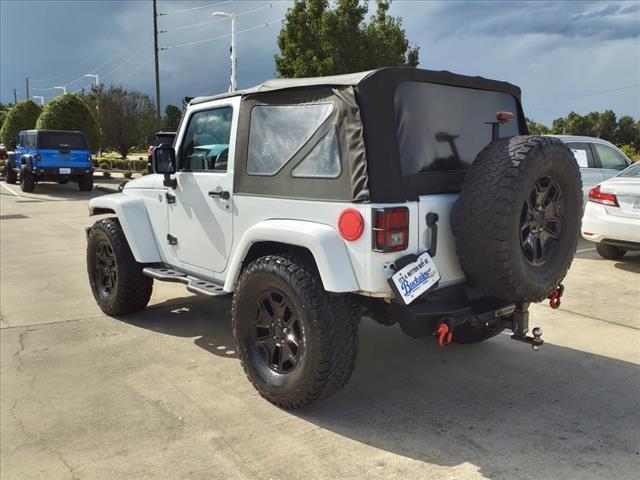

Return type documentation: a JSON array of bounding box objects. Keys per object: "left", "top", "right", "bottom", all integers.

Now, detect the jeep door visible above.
[{"left": 167, "top": 98, "right": 239, "bottom": 274}]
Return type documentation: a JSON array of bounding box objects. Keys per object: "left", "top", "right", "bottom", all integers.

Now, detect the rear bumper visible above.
[
  {"left": 388, "top": 284, "right": 515, "bottom": 338},
  {"left": 582, "top": 202, "right": 640, "bottom": 244},
  {"left": 30, "top": 166, "right": 93, "bottom": 176}
]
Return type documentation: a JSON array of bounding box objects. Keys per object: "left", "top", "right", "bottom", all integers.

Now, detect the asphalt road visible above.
[{"left": 1, "top": 180, "right": 639, "bottom": 480}]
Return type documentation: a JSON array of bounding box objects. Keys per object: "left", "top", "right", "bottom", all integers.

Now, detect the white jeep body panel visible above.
[{"left": 89, "top": 193, "right": 162, "bottom": 263}]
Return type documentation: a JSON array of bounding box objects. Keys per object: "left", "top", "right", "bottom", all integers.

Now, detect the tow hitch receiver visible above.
[{"left": 501, "top": 302, "right": 544, "bottom": 351}]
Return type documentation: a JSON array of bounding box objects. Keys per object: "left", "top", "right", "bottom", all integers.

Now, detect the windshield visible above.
[
  {"left": 617, "top": 162, "right": 640, "bottom": 177},
  {"left": 37, "top": 132, "right": 88, "bottom": 150},
  {"left": 394, "top": 82, "right": 519, "bottom": 174}
]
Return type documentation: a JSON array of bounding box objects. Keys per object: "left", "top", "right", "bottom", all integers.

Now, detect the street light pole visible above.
[
  {"left": 53, "top": 86, "right": 67, "bottom": 95},
  {"left": 32, "top": 95, "right": 44, "bottom": 106},
  {"left": 212, "top": 11, "right": 236, "bottom": 92},
  {"left": 152, "top": 0, "right": 161, "bottom": 128},
  {"left": 84, "top": 74, "right": 99, "bottom": 87}
]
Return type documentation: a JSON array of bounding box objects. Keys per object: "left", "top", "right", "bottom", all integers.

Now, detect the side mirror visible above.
[{"left": 152, "top": 144, "right": 177, "bottom": 187}]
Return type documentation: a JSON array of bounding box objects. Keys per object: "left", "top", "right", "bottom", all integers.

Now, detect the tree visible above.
[
  {"left": 0, "top": 100, "right": 41, "bottom": 148},
  {"left": 275, "top": 0, "right": 419, "bottom": 78},
  {"left": 97, "top": 86, "right": 157, "bottom": 158},
  {"left": 526, "top": 117, "right": 550, "bottom": 135},
  {"left": 615, "top": 115, "right": 638, "bottom": 148},
  {"left": 36, "top": 93, "right": 100, "bottom": 152},
  {"left": 161, "top": 104, "right": 182, "bottom": 131},
  {"left": 596, "top": 109, "right": 616, "bottom": 141}
]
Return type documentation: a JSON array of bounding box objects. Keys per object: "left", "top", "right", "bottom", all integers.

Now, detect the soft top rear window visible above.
[
  {"left": 394, "top": 82, "right": 519, "bottom": 175},
  {"left": 37, "top": 132, "right": 88, "bottom": 150}
]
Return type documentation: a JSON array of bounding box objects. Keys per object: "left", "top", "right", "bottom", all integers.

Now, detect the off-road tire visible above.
[
  {"left": 453, "top": 320, "right": 504, "bottom": 344},
  {"left": 596, "top": 243, "right": 626, "bottom": 260},
  {"left": 87, "top": 218, "right": 153, "bottom": 315},
  {"left": 452, "top": 136, "right": 582, "bottom": 302},
  {"left": 78, "top": 173, "right": 93, "bottom": 191},
  {"left": 4, "top": 163, "right": 17, "bottom": 184},
  {"left": 20, "top": 171, "right": 35, "bottom": 192},
  {"left": 232, "top": 254, "right": 360, "bottom": 409}
]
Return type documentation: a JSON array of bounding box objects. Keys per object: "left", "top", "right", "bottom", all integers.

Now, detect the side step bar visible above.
[{"left": 142, "top": 266, "right": 228, "bottom": 298}]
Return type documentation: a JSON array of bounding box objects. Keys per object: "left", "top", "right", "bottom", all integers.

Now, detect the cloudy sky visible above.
[{"left": 1, "top": 0, "right": 639, "bottom": 125}]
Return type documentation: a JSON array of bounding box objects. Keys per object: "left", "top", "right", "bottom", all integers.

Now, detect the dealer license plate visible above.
[
  {"left": 389, "top": 252, "right": 440, "bottom": 305},
  {"left": 633, "top": 199, "right": 640, "bottom": 210},
  {"left": 59, "top": 168, "right": 71, "bottom": 174}
]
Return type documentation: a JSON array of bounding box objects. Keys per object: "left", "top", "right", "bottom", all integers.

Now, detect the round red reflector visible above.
[{"left": 338, "top": 209, "right": 364, "bottom": 241}]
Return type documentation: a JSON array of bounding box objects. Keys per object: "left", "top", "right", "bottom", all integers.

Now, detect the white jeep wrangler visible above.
[{"left": 86, "top": 68, "right": 582, "bottom": 408}]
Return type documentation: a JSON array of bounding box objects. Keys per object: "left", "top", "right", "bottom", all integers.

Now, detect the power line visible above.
[
  {"left": 161, "top": 17, "right": 283, "bottom": 50},
  {"left": 159, "top": 2, "right": 283, "bottom": 33},
  {"left": 158, "top": 0, "right": 232, "bottom": 16},
  {"left": 529, "top": 84, "right": 640, "bottom": 108},
  {"left": 100, "top": 43, "right": 152, "bottom": 81},
  {"left": 112, "top": 58, "right": 154, "bottom": 85}
]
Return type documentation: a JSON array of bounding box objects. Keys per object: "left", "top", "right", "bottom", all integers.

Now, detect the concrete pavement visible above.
[{"left": 1, "top": 180, "right": 639, "bottom": 479}]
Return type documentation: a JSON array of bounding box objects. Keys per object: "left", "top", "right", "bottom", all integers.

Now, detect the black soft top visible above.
[
  {"left": 193, "top": 68, "right": 526, "bottom": 203},
  {"left": 190, "top": 67, "right": 521, "bottom": 105}
]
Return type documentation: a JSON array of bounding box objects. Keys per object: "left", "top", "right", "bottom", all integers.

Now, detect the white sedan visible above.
[{"left": 582, "top": 162, "right": 640, "bottom": 259}]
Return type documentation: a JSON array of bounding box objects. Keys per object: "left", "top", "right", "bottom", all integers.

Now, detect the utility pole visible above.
[
  {"left": 25, "top": 77, "right": 29, "bottom": 99},
  {"left": 152, "top": 0, "right": 161, "bottom": 128},
  {"left": 13, "top": 88, "right": 17, "bottom": 104}
]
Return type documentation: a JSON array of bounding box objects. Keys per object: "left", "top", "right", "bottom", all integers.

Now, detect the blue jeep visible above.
[{"left": 3, "top": 130, "right": 94, "bottom": 192}]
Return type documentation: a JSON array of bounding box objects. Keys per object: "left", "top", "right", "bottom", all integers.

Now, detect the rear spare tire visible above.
[{"left": 452, "top": 136, "right": 582, "bottom": 302}]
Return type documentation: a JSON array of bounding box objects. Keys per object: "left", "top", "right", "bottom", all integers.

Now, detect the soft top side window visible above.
[{"left": 247, "top": 103, "right": 333, "bottom": 176}]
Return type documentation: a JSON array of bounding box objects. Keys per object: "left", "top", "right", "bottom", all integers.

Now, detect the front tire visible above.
[
  {"left": 4, "top": 163, "right": 17, "bottom": 184},
  {"left": 20, "top": 170, "right": 35, "bottom": 192},
  {"left": 87, "top": 218, "right": 153, "bottom": 315},
  {"left": 232, "top": 255, "right": 360, "bottom": 409},
  {"left": 596, "top": 243, "right": 626, "bottom": 260}
]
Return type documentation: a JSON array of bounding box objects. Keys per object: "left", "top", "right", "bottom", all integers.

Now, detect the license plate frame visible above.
[
  {"left": 389, "top": 252, "right": 441, "bottom": 305},
  {"left": 59, "top": 167, "right": 71, "bottom": 174}
]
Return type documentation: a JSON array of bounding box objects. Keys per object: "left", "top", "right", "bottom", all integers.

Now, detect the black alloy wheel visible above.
[
  {"left": 254, "top": 290, "right": 304, "bottom": 374},
  {"left": 520, "top": 176, "right": 564, "bottom": 266},
  {"left": 94, "top": 241, "right": 117, "bottom": 300}
]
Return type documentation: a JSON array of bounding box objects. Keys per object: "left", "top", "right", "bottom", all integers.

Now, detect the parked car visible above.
[
  {"left": 147, "top": 131, "right": 176, "bottom": 172},
  {"left": 582, "top": 162, "right": 640, "bottom": 259},
  {"left": 86, "top": 68, "right": 582, "bottom": 408},
  {"left": 551, "top": 135, "right": 631, "bottom": 203},
  {"left": 2, "top": 130, "right": 93, "bottom": 192}
]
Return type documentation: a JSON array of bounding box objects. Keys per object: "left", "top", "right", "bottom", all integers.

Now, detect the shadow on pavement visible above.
[
  {"left": 112, "top": 297, "right": 639, "bottom": 479},
  {"left": 614, "top": 254, "right": 640, "bottom": 273},
  {"left": 115, "top": 296, "right": 238, "bottom": 359}
]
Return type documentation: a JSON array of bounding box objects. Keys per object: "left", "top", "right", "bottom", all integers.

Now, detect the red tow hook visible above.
[
  {"left": 436, "top": 323, "right": 453, "bottom": 347},
  {"left": 548, "top": 284, "right": 565, "bottom": 309}
]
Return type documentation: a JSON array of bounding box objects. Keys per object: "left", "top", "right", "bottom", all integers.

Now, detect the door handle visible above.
[
  {"left": 425, "top": 212, "right": 439, "bottom": 257},
  {"left": 208, "top": 190, "right": 230, "bottom": 200},
  {"left": 165, "top": 192, "right": 176, "bottom": 204}
]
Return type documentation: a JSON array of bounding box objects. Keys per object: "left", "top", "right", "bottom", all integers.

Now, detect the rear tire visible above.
[
  {"left": 78, "top": 173, "right": 93, "bottom": 191},
  {"left": 232, "top": 254, "right": 360, "bottom": 409},
  {"left": 20, "top": 171, "right": 35, "bottom": 192},
  {"left": 596, "top": 243, "right": 626, "bottom": 260},
  {"left": 87, "top": 218, "right": 153, "bottom": 315}
]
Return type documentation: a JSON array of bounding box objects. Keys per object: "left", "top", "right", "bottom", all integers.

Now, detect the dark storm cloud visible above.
[
  {"left": 425, "top": 1, "right": 640, "bottom": 41},
  {"left": 1, "top": 1, "right": 638, "bottom": 126}
]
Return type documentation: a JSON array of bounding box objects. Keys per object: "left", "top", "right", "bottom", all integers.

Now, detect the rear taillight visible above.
[
  {"left": 588, "top": 185, "right": 619, "bottom": 207},
  {"left": 372, "top": 207, "right": 409, "bottom": 252},
  {"left": 33, "top": 153, "right": 41, "bottom": 161}
]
